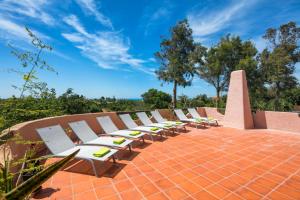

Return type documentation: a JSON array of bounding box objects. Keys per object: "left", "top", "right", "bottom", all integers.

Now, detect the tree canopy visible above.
[
  {"left": 259, "top": 21, "right": 300, "bottom": 110},
  {"left": 197, "top": 35, "right": 258, "bottom": 107},
  {"left": 141, "top": 89, "right": 172, "bottom": 109},
  {"left": 155, "top": 19, "right": 203, "bottom": 108}
]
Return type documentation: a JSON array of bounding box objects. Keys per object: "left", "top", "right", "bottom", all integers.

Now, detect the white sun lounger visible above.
[
  {"left": 174, "top": 109, "right": 205, "bottom": 128},
  {"left": 119, "top": 114, "right": 164, "bottom": 141},
  {"left": 136, "top": 112, "right": 174, "bottom": 129},
  {"left": 36, "top": 125, "right": 118, "bottom": 177},
  {"left": 151, "top": 110, "right": 187, "bottom": 128},
  {"left": 97, "top": 116, "right": 146, "bottom": 143},
  {"left": 187, "top": 108, "right": 218, "bottom": 125},
  {"left": 69, "top": 120, "right": 133, "bottom": 152},
  {"left": 137, "top": 112, "right": 176, "bottom": 135}
]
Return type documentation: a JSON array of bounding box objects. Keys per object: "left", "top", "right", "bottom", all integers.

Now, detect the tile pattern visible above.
[{"left": 33, "top": 127, "right": 300, "bottom": 200}]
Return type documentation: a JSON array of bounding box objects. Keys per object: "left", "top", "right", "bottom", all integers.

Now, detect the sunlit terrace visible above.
[{"left": 33, "top": 126, "right": 300, "bottom": 200}]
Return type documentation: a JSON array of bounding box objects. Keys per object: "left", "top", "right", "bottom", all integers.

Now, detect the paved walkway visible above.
[{"left": 33, "top": 126, "right": 300, "bottom": 200}]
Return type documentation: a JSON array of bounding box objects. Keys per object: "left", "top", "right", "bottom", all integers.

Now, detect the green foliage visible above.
[
  {"left": 197, "top": 35, "right": 259, "bottom": 107},
  {"left": 259, "top": 21, "right": 299, "bottom": 110},
  {"left": 177, "top": 94, "right": 226, "bottom": 109},
  {"left": 155, "top": 19, "right": 202, "bottom": 108},
  {"left": 9, "top": 28, "right": 55, "bottom": 98},
  {"left": 0, "top": 87, "right": 229, "bottom": 133},
  {"left": 0, "top": 160, "right": 13, "bottom": 194},
  {"left": 3, "top": 150, "right": 78, "bottom": 200},
  {"left": 0, "top": 88, "right": 152, "bottom": 132},
  {"left": 141, "top": 89, "right": 172, "bottom": 109},
  {"left": 58, "top": 88, "right": 90, "bottom": 114},
  {"left": 0, "top": 95, "right": 62, "bottom": 131}
]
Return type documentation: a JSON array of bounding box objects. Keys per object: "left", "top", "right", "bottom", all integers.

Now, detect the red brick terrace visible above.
[{"left": 33, "top": 126, "right": 300, "bottom": 200}]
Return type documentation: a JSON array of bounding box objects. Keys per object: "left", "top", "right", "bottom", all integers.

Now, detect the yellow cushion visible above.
[
  {"left": 93, "top": 147, "right": 111, "bottom": 157},
  {"left": 113, "top": 137, "right": 126, "bottom": 144},
  {"left": 130, "top": 131, "right": 141, "bottom": 136},
  {"left": 150, "top": 127, "right": 159, "bottom": 131},
  {"left": 196, "top": 118, "right": 204, "bottom": 122}
]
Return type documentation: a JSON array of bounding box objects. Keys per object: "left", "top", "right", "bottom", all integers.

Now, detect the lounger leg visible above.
[
  {"left": 149, "top": 134, "right": 154, "bottom": 141},
  {"left": 89, "top": 159, "right": 98, "bottom": 177},
  {"left": 112, "top": 155, "right": 116, "bottom": 163},
  {"left": 142, "top": 136, "right": 145, "bottom": 143},
  {"left": 128, "top": 144, "right": 132, "bottom": 152}
]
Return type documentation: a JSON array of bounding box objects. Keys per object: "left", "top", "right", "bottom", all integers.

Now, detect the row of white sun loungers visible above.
[{"left": 36, "top": 108, "right": 218, "bottom": 177}]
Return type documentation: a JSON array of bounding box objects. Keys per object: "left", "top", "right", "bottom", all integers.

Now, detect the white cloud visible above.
[
  {"left": 0, "top": 17, "right": 29, "bottom": 40},
  {"left": 188, "top": 0, "right": 249, "bottom": 41},
  {"left": 0, "top": 17, "right": 72, "bottom": 62},
  {"left": 62, "top": 15, "right": 154, "bottom": 75},
  {"left": 148, "top": 58, "right": 156, "bottom": 62},
  {"left": 150, "top": 7, "right": 171, "bottom": 22},
  {"left": 0, "top": 17, "right": 50, "bottom": 42},
  {"left": 63, "top": 15, "right": 90, "bottom": 37},
  {"left": 0, "top": 0, "right": 55, "bottom": 26},
  {"left": 61, "top": 33, "right": 85, "bottom": 43},
  {"left": 75, "top": 0, "right": 113, "bottom": 29},
  {"left": 140, "top": 1, "right": 173, "bottom": 36}
]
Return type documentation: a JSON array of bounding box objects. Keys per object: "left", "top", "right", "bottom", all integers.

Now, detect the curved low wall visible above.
[
  {"left": 0, "top": 112, "right": 128, "bottom": 165},
  {"left": 254, "top": 111, "right": 300, "bottom": 133},
  {"left": 1, "top": 109, "right": 180, "bottom": 167},
  {"left": 196, "top": 107, "right": 224, "bottom": 121},
  {"left": 156, "top": 109, "right": 177, "bottom": 120}
]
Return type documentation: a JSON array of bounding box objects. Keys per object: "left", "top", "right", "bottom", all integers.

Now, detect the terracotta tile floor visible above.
[{"left": 33, "top": 127, "right": 300, "bottom": 200}]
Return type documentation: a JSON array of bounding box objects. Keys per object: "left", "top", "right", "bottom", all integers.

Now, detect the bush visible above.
[{"left": 141, "top": 89, "right": 172, "bottom": 109}]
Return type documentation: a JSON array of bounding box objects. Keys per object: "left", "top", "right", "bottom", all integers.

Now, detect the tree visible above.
[
  {"left": 197, "top": 35, "right": 259, "bottom": 108},
  {"left": 141, "top": 89, "right": 172, "bottom": 109},
  {"left": 58, "top": 88, "right": 89, "bottom": 114},
  {"left": 260, "top": 21, "right": 300, "bottom": 110},
  {"left": 155, "top": 19, "right": 199, "bottom": 109}
]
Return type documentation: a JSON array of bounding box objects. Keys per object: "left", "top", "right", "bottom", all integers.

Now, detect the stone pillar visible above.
[{"left": 223, "top": 70, "right": 254, "bottom": 129}]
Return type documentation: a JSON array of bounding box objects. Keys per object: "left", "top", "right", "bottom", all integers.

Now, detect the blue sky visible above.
[{"left": 0, "top": 0, "right": 299, "bottom": 98}]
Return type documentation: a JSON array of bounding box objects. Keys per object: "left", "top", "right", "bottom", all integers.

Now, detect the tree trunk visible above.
[
  {"left": 274, "top": 82, "right": 280, "bottom": 111},
  {"left": 216, "top": 88, "right": 220, "bottom": 108},
  {"left": 172, "top": 81, "right": 177, "bottom": 109}
]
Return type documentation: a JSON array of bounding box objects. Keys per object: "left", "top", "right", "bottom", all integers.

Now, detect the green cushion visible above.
[
  {"left": 164, "top": 124, "right": 173, "bottom": 128},
  {"left": 93, "top": 147, "right": 111, "bottom": 157},
  {"left": 113, "top": 137, "right": 126, "bottom": 144},
  {"left": 150, "top": 127, "right": 160, "bottom": 131},
  {"left": 130, "top": 131, "right": 141, "bottom": 136},
  {"left": 196, "top": 118, "right": 204, "bottom": 122}
]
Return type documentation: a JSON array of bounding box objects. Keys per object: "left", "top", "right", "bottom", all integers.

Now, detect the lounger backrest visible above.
[
  {"left": 97, "top": 116, "right": 119, "bottom": 133},
  {"left": 36, "top": 125, "right": 75, "bottom": 155},
  {"left": 174, "top": 109, "right": 189, "bottom": 120},
  {"left": 119, "top": 114, "right": 138, "bottom": 129},
  {"left": 151, "top": 110, "right": 166, "bottom": 123},
  {"left": 69, "top": 120, "right": 98, "bottom": 143},
  {"left": 136, "top": 112, "right": 153, "bottom": 125},
  {"left": 188, "top": 108, "right": 201, "bottom": 119}
]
